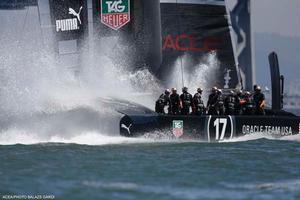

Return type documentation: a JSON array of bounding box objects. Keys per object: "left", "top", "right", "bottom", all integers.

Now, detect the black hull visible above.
[{"left": 120, "top": 113, "right": 300, "bottom": 142}]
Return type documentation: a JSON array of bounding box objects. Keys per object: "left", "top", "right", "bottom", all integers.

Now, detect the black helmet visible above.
[
  {"left": 253, "top": 84, "right": 258, "bottom": 91},
  {"left": 182, "top": 87, "right": 188, "bottom": 93},
  {"left": 245, "top": 91, "right": 251, "bottom": 96},
  {"left": 212, "top": 86, "right": 218, "bottom": 93},
  {"left": 165, "top": 89, "right": 170, "bottom": 95},
  {"left": 235, "top": 88, "right": 242, "bottom": 95},
  {"left": 256, "top": 86, "right": 262, "bottom": 92},
  {"left": 197, "top": 88, "right": 203, "bottom": 93},
  {"left": 217, "top": 89, "right": 222, "bottom": 94},
  {"left": 171, "top": 88, "right": 177, "bottom": 93}
]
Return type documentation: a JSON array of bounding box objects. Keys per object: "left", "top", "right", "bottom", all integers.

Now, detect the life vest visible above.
[
  {"left": 194, "top": 93, "right": 205, "bottom": 111},
  {"left": 157, "top": 96, "right": 165, "bottom": 106},
  {"left": 234, "top": 95, "right": 242, "bottom": 108},
  {"left": 217, "top": 95, "right": 224, "bottom": 107},
  {"left": 253, "top": 92, "right": 265, "bottom": 108},
  {"left": 170, "top": 94, "right": 180, "bottom": 106},
  {"left": 245, "top": 97, "right": 254, "bottom": 109},
  {"left": 182, "top": 93, "right": 192, "bottom": 107},
  {"left": 207, "top": 93, "right": 217, "bottom": 107},
  {"left": 227, "top": 95, "right": 236, "bottom": 109}
]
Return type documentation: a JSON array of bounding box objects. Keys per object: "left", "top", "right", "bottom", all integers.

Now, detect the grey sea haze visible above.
[{"left": 1, "top": 137, "right": 300, "bottom": 200}]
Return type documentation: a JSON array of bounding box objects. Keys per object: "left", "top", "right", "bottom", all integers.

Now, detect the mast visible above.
[{"left": 230, "top": 0, "right": 255, "bottom": 90}]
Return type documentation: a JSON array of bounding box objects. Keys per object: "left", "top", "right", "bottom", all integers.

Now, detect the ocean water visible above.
[{"left": 1, "top": 136, "right": 300, "bottom": 200}]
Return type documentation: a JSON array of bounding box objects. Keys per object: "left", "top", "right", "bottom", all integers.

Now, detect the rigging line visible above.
[
  {"left": 176, "top": 0, "right": 184, "bottom": 88},
  {"left": 12, "top": 1, "right": 29, "bottom": 79},
  {"left": 180, "top": 50, "right": 184, "bottom": 88},
  {"left": 18, "top": 1, "right": 30, "bottom": 47},
  {"left": 36, "top": 0, "right": 46, "bottom": 47}
]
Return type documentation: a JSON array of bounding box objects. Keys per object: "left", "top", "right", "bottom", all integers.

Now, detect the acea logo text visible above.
[
  {"left": 56, "top": 6, "right": 83, "bottom": 32},
  {"left": 100, "top": 0, "right": 130, "bottom": 30}
]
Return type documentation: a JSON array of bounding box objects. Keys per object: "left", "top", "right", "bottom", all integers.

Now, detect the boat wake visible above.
[
  {"left": 2, "top": 126, "right": 300, "bottom": 145},
  {"left": 0, "top": 31, "right": 162, "bottom": 146},
  {"left": 222, "top": 132, "right": 300, "bottom": 143},
  {"left": 0, "top": 130, "right": 151, "bottom": 146}
]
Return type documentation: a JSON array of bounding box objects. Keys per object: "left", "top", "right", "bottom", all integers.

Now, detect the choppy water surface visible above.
[{"left": 1, "top": 137, "right": 300, "bottom": 200}]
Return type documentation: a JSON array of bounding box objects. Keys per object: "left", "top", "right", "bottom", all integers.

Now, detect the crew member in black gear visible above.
[
  {"left": 155, "top": 89, "right": 171, "bottom": 114},
  {"left": 253, "top": 86, "right": 266, "bottom": 115},
  {"left": 169, "top": 88, "right": 181, "bottom": 115},
  {"left": 207, "top": 87, "right": 218, "bottom": 115},
  {"left": 225, "top": 90, "right": 236, "bottom": 115},
  {"left": 234, "top": 89, "right": 243, "bottom": 115},
  {"left": 193, "top": 88, "right": 205, "bottom": 115},
  {"left": 253, "top": 84, "right": 258, "bottom": 92},
  {"left": 216, "top": 89, "right": 225, "bottom": 115},
  {"left": 242, "top": 91, "right": 255, "bottom": 115},
  {"left": 180, "top": 87, "right": 193, "bottom": 115}
]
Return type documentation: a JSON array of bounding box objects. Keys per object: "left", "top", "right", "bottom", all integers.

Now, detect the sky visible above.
[
  {"left": 250, "top": 0, "right": 300, "bottom": 88},
  {"left": 252, "top": 0, "right": 300, "bottom": 38},
  {"left": 227, "top": 0, "right": 300, "bottom": 91},
  {"left": 227, "top": 0, "right": 300, "bottom": 38}
]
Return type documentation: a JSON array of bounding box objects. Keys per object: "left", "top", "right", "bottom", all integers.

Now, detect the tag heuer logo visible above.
[
  {"left": 172, "top": 120, "right": 183, "bottom": 138},
  {"left": 100, "top": 0, "right": 130, "bottom": 30}
]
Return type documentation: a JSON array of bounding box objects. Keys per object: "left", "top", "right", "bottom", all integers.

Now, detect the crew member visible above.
[
  {"left": 242, "top": 91, "right": 254, "bottom": 115},
  {"left": 207, "top": 86, "right": 218, "bottom": 115},
  {"left": 253, "top": 84, "right": 258, "bottom": 92},
  {"left": 216, "top": 89, "right": 225, "bottom": 115},
  {"left": 234, "top": 89, "right": 243, "bottom": 115},
  {"left": 253, "top": 86, "right": 266, "bottom": 115},
  {"left": 155, "top": 89, "right": 171, "bottom": 114},
  {"left": 169, "top": 88, "right": 181, "bottom": 115},
  {"left": 193, "top": 88, "right": 205, "bottom": 115},
  {"left": 225, "top": 90, "right": 236, "bottom": 115},
  {"left": 180, "top": 87, "right": 193, "bottom": 115}
]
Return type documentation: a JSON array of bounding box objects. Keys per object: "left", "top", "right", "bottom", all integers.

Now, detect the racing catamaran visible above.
[
  {"left": 1, "top": 0, "right": 299, "bottom": 141},
  {"left": 115, "top": 0, "right": 300, "bottom": 141}
]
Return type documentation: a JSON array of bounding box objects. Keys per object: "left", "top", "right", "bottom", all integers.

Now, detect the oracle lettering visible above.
[{"left": 162, "top": 34, "right": 218, "bottom": 52}]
